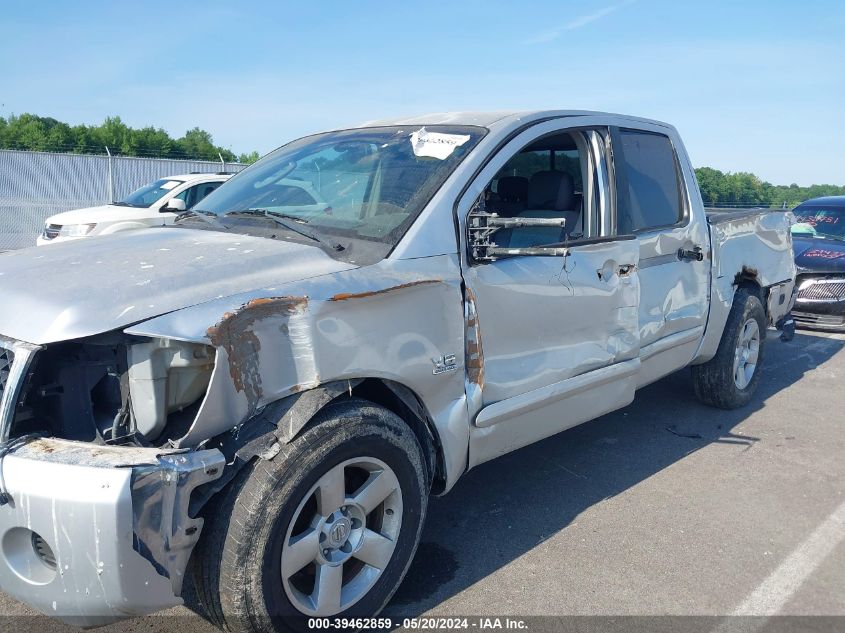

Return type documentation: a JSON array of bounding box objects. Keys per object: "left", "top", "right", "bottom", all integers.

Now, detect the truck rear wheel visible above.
[
  {"left": 194, "top": 399, "right": 428, "bottom": 633},
  {"left": 692, "top": 288, "right": 767, "bottom": 409}
]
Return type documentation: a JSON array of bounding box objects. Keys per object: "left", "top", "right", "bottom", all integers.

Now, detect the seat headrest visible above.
[
  {"left": 527, "top": 170, "right": 575, "bottom": 211},
  {"left": 496, "top": 176, "right": 529, "bottom": 202}
]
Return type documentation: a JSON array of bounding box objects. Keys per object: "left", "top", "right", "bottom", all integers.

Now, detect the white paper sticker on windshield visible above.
[
  {"left": 410, "top": 127, "right": 470, "bottom": 160},
  {"left": 161, "top": 180, "right": 180, "bottom": 190}
]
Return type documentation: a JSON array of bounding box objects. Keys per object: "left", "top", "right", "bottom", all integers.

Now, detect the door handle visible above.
[
  {"left": 598, "top": 263, "right": 636, "bottom": 281},
  {"left": 617, "top": 264, "right": 636, "bottom": 277},
  {"left": 678, "top": 246, "right": 704, "bottom": 262}
]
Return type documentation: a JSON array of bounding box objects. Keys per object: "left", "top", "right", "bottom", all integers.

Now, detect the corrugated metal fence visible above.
[{"left": 0, "top": 149, "right": 246, "bottom": 250}]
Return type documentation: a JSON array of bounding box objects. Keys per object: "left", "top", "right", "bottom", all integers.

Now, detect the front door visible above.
[{"left": 459, "top": 119, "right": 641, "bottom": 466}]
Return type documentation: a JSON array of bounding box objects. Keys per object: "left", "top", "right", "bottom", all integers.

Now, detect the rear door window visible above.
[{"left": 616, "top": 130, "right": 684, "bottom": 234}]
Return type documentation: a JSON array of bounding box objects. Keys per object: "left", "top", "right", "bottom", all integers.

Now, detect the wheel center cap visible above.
[{"left": 327, "top": 517, "right": 351, "bottom": 548}]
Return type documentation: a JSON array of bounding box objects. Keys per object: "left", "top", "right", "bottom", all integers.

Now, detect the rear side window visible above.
[{"left": 617, "top": 130, "right": 683, "bottom": 233}]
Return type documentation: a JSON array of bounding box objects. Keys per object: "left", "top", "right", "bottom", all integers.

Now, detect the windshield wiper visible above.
[
  {"left": 174, "top": 209, "right": 228, "bottom": 229},
  {"left": 224, "top": 209, "right": 345, "bottom": 251}
]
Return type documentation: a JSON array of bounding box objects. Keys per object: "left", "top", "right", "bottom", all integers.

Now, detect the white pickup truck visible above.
[{"left": 0, "top": 111, "right": 795, "bottom": 631}]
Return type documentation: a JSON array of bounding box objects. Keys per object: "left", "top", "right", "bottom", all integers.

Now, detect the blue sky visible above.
[{"left": 2, "top": 0, "right": 843, "bottom": 185}]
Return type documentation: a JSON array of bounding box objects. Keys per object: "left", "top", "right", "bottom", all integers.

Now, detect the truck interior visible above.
[{"left": 483, "top": 131, "right": 599, "bottom": 247}]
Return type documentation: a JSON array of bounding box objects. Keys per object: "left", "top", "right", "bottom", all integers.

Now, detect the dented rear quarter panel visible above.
[{"left": 694, "top": 210, "right": 797, "bottom": 362}]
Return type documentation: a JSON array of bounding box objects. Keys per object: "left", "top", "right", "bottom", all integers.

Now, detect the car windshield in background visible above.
[
  {"left": 193, "top": 125, "right": 486, "bottom": 263},
  {"left": 118, "top": 179, "right": 184, "bottom": 207},
  {"left": 792, "top": 206, "right": 845, "bottom": 240}
]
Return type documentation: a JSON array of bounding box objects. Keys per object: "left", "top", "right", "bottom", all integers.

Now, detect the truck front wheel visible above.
[
  {"left": 194, "top": 399, "right": 428, "bottom": 632},
  {"left": 692, "top": 287, "right": 767, "bottom": 409}
]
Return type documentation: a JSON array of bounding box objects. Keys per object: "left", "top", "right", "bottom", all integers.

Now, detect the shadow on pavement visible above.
[{"left": 385, "top": 331, "right": 844, "bottom": 614}]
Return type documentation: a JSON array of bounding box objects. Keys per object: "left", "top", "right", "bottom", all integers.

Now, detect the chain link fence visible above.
[{"left": 0, "top": 149, "right": 246, "bottom": 251}]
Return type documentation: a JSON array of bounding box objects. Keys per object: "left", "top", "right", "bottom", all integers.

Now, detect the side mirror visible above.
[
  {"left": 164, "top": 198, "right": 187, "bottom": 212},
  {"left": 467, "top": 202, "right": 568, "bottom": 262}
]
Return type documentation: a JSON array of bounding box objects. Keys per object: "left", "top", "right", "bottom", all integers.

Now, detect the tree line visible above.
[
  {"left": 694, "top": 167, "right": 845, "bottom": 209},
  {"left": 1, "top": 114, "right": 842, "bottom": 206},
  {"left": 0, "top": 113, "right": 260, "bottom": 164}
]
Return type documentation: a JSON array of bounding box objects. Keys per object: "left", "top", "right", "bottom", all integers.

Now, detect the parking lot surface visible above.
[{"left": 2, "top": 330, "right": 843, "bottom": 631}]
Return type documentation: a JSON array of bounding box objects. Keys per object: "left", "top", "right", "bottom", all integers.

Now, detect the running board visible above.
[{"left": 474, "top": 358, "right": 641, "bottom": 429}]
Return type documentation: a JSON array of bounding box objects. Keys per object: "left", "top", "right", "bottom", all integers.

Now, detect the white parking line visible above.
[{"left": 733, "top": 497, "right": 845, "bottom": 616}]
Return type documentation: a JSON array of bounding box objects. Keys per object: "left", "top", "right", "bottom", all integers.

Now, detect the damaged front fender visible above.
[
  {"left": 205, "top": 296, "right": 309, "bottom": 409},
  {"left": 125, "top": 256, "right": 470, "bottom": 492}
]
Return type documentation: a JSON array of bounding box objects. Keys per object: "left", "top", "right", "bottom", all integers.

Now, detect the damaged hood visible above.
[
  {"left": 793, "top": 235, "right": 845, "bottom": 274},
  {"left": 0, "top": 228, "right": 356, "bottom": 344}
]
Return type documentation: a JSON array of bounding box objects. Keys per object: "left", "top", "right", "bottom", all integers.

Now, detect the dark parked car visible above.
[{"left": 791, "top": 196, "right": 845, "bottom": 330}]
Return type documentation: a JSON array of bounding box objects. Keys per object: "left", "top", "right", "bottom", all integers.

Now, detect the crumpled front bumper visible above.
[{"left": 0, "top": 438, "right": 224, "bottom": 627}]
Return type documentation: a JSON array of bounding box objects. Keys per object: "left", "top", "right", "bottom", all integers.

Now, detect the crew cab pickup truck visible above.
[{"left": 0, "top": 111, "right": 796, "bottom": 631}]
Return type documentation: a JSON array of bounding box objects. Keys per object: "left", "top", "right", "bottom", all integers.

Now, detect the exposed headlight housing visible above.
[
  {"left": 58, "top": 223, "right": 97, "bottom": 237},
  {"left": 128, "top": 338, "right": 215, "bottom": 439},
  {"left": 9, "top": 333, "right": 215, "bottom": 447}
]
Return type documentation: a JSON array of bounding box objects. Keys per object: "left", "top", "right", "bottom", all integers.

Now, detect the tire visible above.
[
  {"left": 692, "top": 287, "right": 767, "bottom": 409},
  {"left": 193, "top": 398, "right": 429, "bottom": 633}
]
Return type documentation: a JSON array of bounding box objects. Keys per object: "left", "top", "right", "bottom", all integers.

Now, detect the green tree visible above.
[
  {"left": 0, "top": 113, "right": 252, "bottom": 162},
  {"left": 174, "top": 127, "right": 237, "bottom": 162},
  {"left": 694, "top": 167, "right": 845, "bottom": 209},
  {"left": 238, "top": 150, "right": 261, "bottom": 164}
]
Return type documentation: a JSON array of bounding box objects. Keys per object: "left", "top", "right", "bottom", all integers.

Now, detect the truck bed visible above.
[{"left": 705, "top": 207, "right": 787, "bottom": 224}]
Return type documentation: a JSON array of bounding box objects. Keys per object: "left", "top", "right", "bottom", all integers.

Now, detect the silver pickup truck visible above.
[{"left": 0, "top": 111, "right": 795, "bottom": 630}]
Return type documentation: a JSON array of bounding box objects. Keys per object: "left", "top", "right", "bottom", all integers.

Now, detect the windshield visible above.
[
  {"left": 792, "top": 205, "right": 845, "bottom": 240},
  {"left": 193, "top": 125, "right": 485, "bottom": 263},
  {"left": 119, "top": 179, "right": 184, "bottom": 207}
]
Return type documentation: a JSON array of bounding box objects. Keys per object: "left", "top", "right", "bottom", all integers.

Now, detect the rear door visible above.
[
  {"left": 610, "top": 126, "right": 710, "bottom": 386},
  {"left": 460, "top": 118, "right": 641, "bottom": 466}
]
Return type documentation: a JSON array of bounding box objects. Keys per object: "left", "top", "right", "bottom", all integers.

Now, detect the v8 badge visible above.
[{"left": 431, "top": 354, "right": 457, "bottom": 375}]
